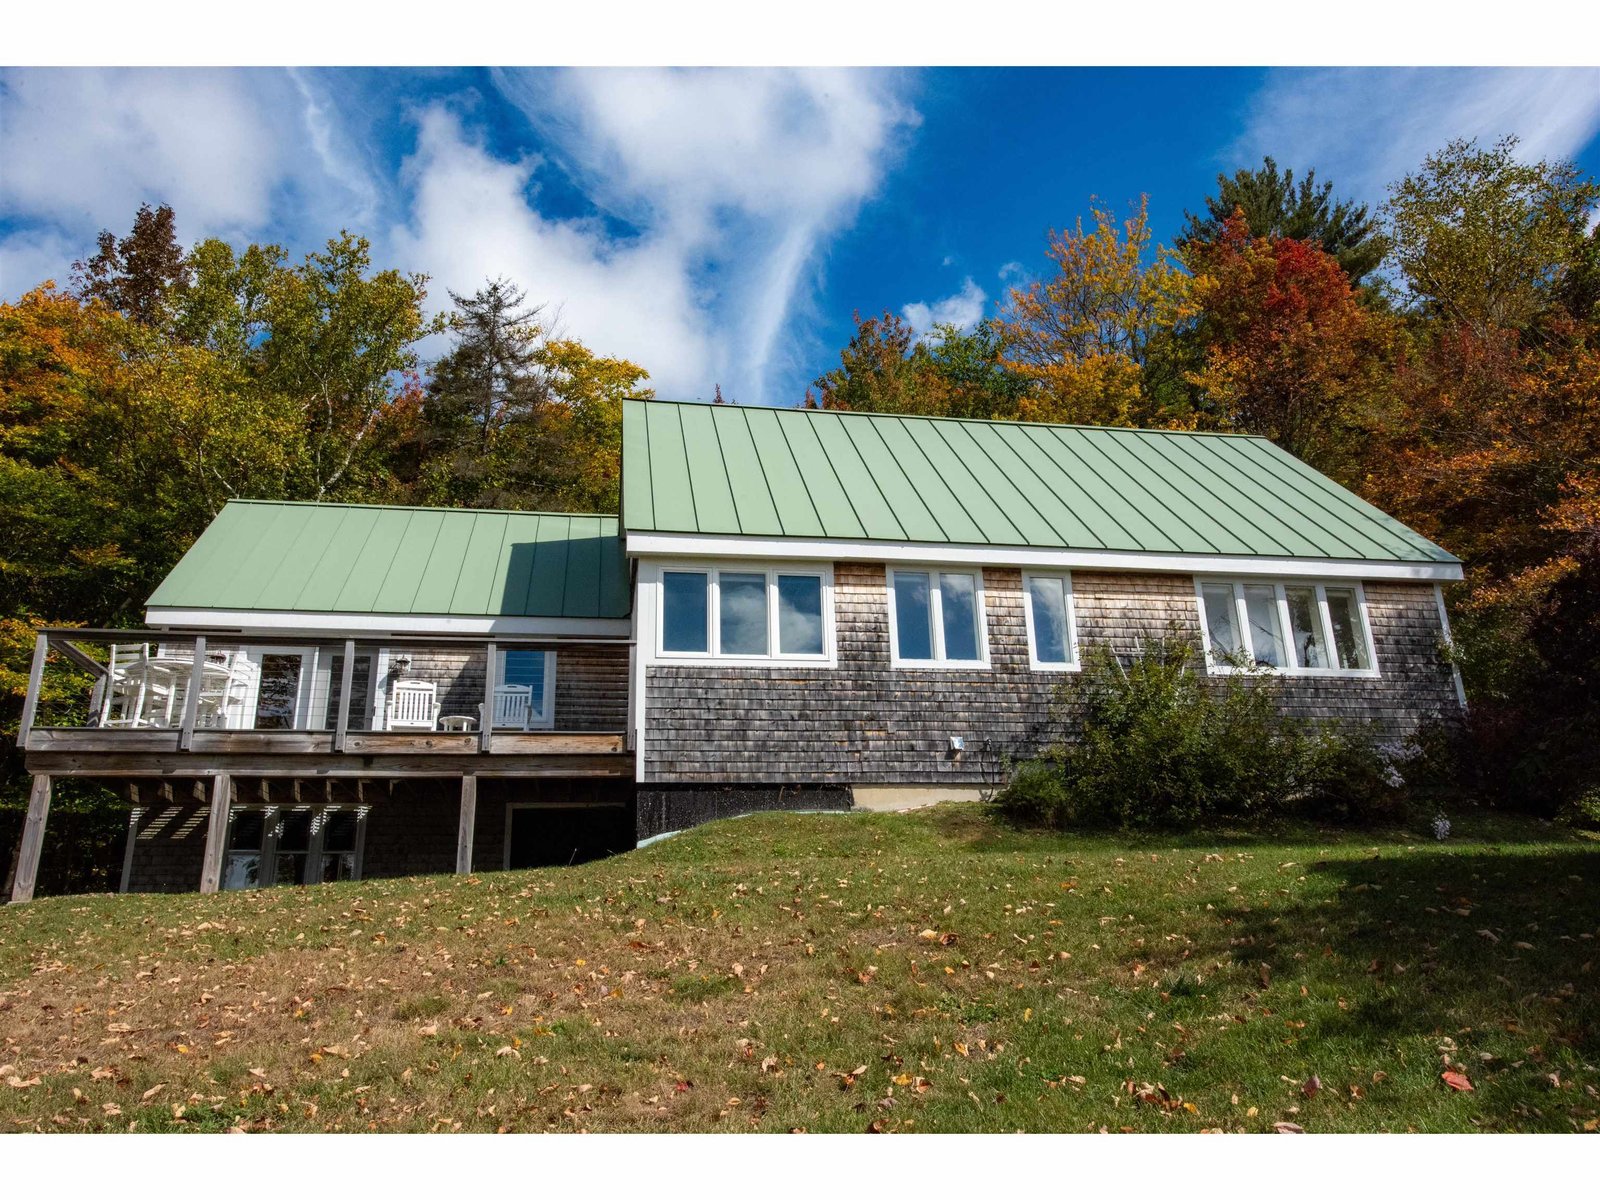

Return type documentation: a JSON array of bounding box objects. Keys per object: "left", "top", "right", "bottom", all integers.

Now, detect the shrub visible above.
[{"left": 990, "top": 635, "right": 1412, "bottom": 831}]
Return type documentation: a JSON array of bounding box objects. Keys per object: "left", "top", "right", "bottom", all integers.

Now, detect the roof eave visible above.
[{"left": 623, "top": 531, "right": 1464, "bottom": 583}]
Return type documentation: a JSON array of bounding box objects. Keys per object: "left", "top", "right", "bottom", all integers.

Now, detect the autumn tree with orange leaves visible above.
[{"left": 995, "top": 197, "right": 1197, "bottom": 427}]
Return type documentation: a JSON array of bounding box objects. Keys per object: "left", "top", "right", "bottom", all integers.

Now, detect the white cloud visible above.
[
  {"left": 0, "top": 67, "right": 375, "bottom": 296},
  {"left": 388, "top": 106, "right": 717, "bottom": 400},
  {"left": 998, "top": 261, "right": 1025, "bottom": 281},
  {"left": 902, "top": 276, "right": 987, "bottom": 338},
  {"left": 486, "top": 68, "right": 919, "bottom": 402},
  {"left": 1231, "top": 67, "right": 1600, "bottom": 207},
  {"left": 0, "top": 67, "right": 920, "bottom": 405}
]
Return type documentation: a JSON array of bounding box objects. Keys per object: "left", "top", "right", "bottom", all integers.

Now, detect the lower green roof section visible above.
[
  {"left": 148, "top": 501, "right": 630, "bottom": 620},
  {"left": 620, "top": 399, "right": 1460, "bottom": 565}
]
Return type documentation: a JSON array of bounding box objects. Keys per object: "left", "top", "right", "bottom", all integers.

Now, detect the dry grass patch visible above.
[{"left": 0, "top": 805, "right": 1596, "bottom": 1133}]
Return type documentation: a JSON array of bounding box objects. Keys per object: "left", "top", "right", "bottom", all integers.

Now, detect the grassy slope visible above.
[{"left": 0, "top": 806, "right": 1596, "bottom": 1134}]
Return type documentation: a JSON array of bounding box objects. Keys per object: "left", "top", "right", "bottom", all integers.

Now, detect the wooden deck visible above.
[{"left": 22, "top": 728, "right": 633, "bottom": 779}]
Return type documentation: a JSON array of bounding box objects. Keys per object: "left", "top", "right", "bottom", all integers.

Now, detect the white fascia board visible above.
[
  {"left": 144, "top": 607, "right": 633, "bottom": 639},
  {"left": 624, "top": 532, "right": 1464, "bottom": 583}
]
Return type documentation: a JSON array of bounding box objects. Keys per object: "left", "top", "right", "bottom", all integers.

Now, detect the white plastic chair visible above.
[
  {"left": 386, "top": 680, "right": 441, "bottom": 731},
  {"left": 485, "top": 684, "right": 532, "bottom": 730}
]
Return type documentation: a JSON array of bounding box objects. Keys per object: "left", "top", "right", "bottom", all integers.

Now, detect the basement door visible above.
[{"left": 504, "top": 801, "right": 633, "bottom": 870}]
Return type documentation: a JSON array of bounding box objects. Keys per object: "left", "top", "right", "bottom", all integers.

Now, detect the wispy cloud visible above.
[
  {"left": 1230, "top": 67, "right": 1600, "bottom": 205},
  {"left": 484, "top": 68, "right": 920, "bottom": 402},
  {"left": 0, "top": 67, "right": 920, "bottom": 405},
  {"left": 903, "top": 276, "right": 987, "bottom": 338}
]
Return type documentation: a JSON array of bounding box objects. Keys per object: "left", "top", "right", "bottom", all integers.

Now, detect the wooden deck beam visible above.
[
  {"left": 8, "top": 775, "right": 52, "bottom": 904},
  {"left": 23, "top": 750, "right": 633, "bottom": 779},
  {"left": 457, "top": 775, "right": 477, "bottom": 875},
  {"left": 198, "top": 774, "right": 232, "bottom": 894}
]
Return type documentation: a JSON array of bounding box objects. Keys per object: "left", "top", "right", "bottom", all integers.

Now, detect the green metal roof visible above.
[
  {"left": 148, "top": 501, "right": 631, "bottom": 619},
  {"left": 621, "top": 399, "right": 1458, "bottom": 564}
]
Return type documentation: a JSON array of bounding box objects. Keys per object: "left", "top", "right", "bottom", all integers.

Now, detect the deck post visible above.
[
  {"left": 479, "top": 642, "right": 497, "bottom": 753},
  {"left": 9, "top": 775, "right": 52, "bottom": 903},
  {"left": 119, "top": 785, "right": 142, "bottom": 894},
  {"left": 334, "top": 639, "right": 356, "bottom": 752},
  {"left": 456, "top": 775, "right": 477, "bottom": 875},
  {"left": 178, "top": 635, "right": 207, "bottom": 750},
  {"left": 17, "top": 633, "right": 48, "bottom": 746},
  {"left": 199, "top": 773, "right": 232, "bottom": 894}
]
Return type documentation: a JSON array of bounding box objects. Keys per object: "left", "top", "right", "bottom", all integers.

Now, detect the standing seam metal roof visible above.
[
  {"left": 620, "top": 399, "right": 1458, "bottom": 564},
  {"left": 147, "top": 501, "right": 631, "bottom": 619}
]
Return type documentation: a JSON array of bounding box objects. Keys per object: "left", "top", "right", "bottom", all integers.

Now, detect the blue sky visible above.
[{"left": 3, "top": 66, "right": 1599, "bottom": 406}]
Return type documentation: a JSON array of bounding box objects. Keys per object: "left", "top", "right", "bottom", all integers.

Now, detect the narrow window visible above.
[
  {"left": 1242, "top": 583, "right": 1286, "bottom": 668},
  {"left": 1026, "top": 575, "right": 1074, "bottom": 667},
  {"left": 254, "top": 654, "right": 303, "bottom": 729},
  {"left": 222, "top": 810, "right": 266, "bottom": 891},
  {"left": 1284, "top": 586, "right": 1327, "bottom": 669},
  {"left": 497, "top": 649, "right": 549, "bottom": 720},
  {"left": 892, "top": 572, "right": 935, "bottom": 661},
  {"left": 777, "top": 574, "right": 824, "bottom": 655},
  {"left": 272, "top": 809, "right": 313, "bottom": 887},
  {"left": 719, "top": 571, "right": 769, "bottom": 656},
  {"left": 317, "top": 809, "right": 361, "bottom": 883},
  {"left": 1200, "top": 582, "right": 1243, "bottom": 662},
  {"left": 939, "top": 572, "right": 981, "bottom": 662},
  {"left": 662, "top": 571, "right": 709, "bottom": 653},
  {"left": 1324, "top": 587, "right": 1371, "bottom": 671}
]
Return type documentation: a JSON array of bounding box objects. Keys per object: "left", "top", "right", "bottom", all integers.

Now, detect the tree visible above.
[
  {"left": 996, "top": 197, "right": 1196, "bottom": 426},
  {"left": 1383, "top": 135, "right": 1600, "bottom": 337},
  {"left": 71, "top": 203, "right": 190, "bottom": 326},
  {"left": 1183, "top": 216, "right": 1400, "bottom": 477},
  {"left": 810, "top": 313, "right": 1025, "bottom": 419},
  {"left": 407, "top": 281, "right": 651, "bottom": 512},
  {"left": 1180, "top": 158, "right": 1386, "bottom": 283},
  {"left": 427, "top": 278, "right": 550, "bottom": 449},
  {"left": 252, "top": 233, "right": 440, "bottom": 499}
]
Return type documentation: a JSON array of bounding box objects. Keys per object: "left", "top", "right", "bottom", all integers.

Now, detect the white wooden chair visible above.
[
  {"left": 385, "top": 680, "right": 441, "bottom": 731},
  {"left": 484, "top": 684, "right": 532, "bottom": 730}
]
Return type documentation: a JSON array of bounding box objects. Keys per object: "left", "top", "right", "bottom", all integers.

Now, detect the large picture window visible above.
[
  {"left": 887, "top": 568, "right": 989, "bottom": 668},
  {"left": 1022, "top": 572, "right": 1080, "bottom": 671},
  {"left": 656, "top": 565, "right": 832, "bottom": 663},
  {"left": 1195, "top": 579, "right": 1378, "bottom": 676}
]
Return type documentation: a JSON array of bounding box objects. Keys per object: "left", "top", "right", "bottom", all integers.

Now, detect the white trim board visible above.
[
  {"left": 146, "top": 607, "right": 633, "bottom": 638},
  {"left": 626, "top": 532, "right": 1464, "bottom": 583}
]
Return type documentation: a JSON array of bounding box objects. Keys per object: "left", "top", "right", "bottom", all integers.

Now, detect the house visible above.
[{"left": 8, "top": 401, "right": 1465, "bottom": 900}]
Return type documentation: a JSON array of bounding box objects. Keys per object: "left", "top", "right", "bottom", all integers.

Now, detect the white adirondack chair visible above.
[
  {"left": 385, "top": 680, "right": 441, "bottom": 731},
  {"left": 486, "top": 684, "right": 533, "bottom": 730}
]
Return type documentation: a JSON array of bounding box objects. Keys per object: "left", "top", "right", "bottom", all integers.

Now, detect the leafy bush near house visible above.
[{"left": 990, "top": 637, "right": 1414, "bottom": 831}]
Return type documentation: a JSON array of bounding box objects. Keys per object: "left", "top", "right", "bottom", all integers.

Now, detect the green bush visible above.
[{"left": 990, "top": 636, "right": 1410, "bottom": 831}]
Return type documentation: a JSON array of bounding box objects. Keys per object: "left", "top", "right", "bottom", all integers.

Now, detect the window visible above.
[
  {"left": 1195, "top": 579, "right": 1378, "bottom": 676},
  {"left": 887, "top": 568, "right": 989, "bottom": 668},
  {"left": 655, "top": 565, "right": 832, "bottom": 662},
  {"left": 1022, "top": 573, "right": 1079, "bottom": 671},
  {"left": 221, "top": 806, "right": 368, "bottom": 890},
  {"left": 495, "top": 648, "right": 555, "bottom": 728}
]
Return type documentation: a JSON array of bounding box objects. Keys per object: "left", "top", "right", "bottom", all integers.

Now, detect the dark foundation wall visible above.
[
  {"left": 636, "top": 784, "right": 853, "bottom": 841},
  {"left": 642, "top": 564, "right": 1465, "bottom": 786}
]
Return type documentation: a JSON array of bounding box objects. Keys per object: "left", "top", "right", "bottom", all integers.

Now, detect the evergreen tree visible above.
[
  {"left": 425, "top": 278, "right": 551, "bottom": 451},
  {"left": 71, "top": 202, "right": 190, "bottom": 326},
  {"left": 1180, "top": 157, "right": 1387, "bottom": 283}
]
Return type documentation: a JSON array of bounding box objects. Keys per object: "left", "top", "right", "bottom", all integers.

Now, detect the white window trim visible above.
[
  {"left": 1021, "top": 571, "right": 1082, "bottom": 673},
  {"left": 645, "top": 560, "right": 836, "bottom": 666},
  {"left": 1195, "top": 577, "right": 1380, "bottom": 679},
  {"left": 495, "top": 648, "right": 558, "bottom": 730},
  {"left": 886, "top": 566, "right": 991, "bottom": 670}
]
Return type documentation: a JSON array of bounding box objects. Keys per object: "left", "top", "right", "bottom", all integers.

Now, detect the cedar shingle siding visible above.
[{"left": 642, "top": 563, "right": 1461, "bottom": 785}]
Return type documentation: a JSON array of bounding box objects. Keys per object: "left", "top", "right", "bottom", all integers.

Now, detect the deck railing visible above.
[{"left": 18, "top": 629, "right": 628, "bottom": 759}]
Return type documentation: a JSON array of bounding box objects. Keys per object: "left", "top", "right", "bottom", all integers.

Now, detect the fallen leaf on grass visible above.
[
  {"left": 1302, "top": 1075, "right": 1321, "bottom": 1098},
  {"left": 1274, "top": 1121, "right": 1305, "bottom": 1133},
  {"left": 1442, "top": 1071, "right": 1474, "bottom": 1092},
  {"left": 140, "top": 1084, "right": 164, "bottom": 1101}
]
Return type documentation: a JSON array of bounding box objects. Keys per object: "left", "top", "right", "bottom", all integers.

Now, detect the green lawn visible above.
[{"left": 1, "top": 805, "right": 1596, "bottom": 1133}]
